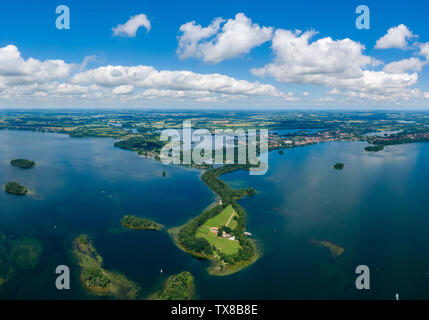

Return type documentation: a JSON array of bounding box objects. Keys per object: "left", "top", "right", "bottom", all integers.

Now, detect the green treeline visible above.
[
  {"left": 333, "top": 163, "right": 344, "bottom": 170},
  {"left": 121, "top": 215, "right": 164, "bottom": 231},
  {"left": 114, "top": 136, "right": 165, "bottom": 158},
  {"left": 157, "top": 271, "right": 195, "bottom": 300},
  {"left": 4, "top": 182, "right": 28, "bottom": 195},
  {"left": 365, "top": 145, "right": 384, "bottom": 152},
  {"left": 177, "top": 164, "right": 256, "bottom": 267},
  {"left": 83, "top": 267, "right": 111, "bottom": 288},
  {"left": 217, "top": 201, "right": 255, "bottom": 265},
  {"left": 201, "top": 164, "right": 256, "bottom": 202},
  {"left": 10, "top": 159, "right": 35, "bottom": 169}
]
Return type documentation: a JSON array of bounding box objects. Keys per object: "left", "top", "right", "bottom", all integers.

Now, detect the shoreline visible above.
[
  {"left": 168, "top": 163, "right": 261, "bottom": 279},
  {"left": 168, "top": 224, "right": 260, "bottom": 276}
]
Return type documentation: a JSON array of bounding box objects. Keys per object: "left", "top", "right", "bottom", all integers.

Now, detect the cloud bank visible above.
[
  {"left": 1, "top": 15, "right": 429, "bottom": 108},
  {"left": 0, "top": 44, "right": 295, "bottom": 106},
  {"left": 251, "top": 27, "right": 429, "bottom": 102}
]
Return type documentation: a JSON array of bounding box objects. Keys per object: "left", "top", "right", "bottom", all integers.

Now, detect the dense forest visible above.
[
  {"left": 158, "top": 271, "right": 195, "bottom": 300},
  {"left": 201, "top": 164, "right": 256, "bottom": 202},
  {"left": 83, "top": 268, "right": 111, "bottom": 288}
]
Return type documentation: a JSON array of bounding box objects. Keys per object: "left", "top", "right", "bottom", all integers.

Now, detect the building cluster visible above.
[
  {"left": 269, "top": 129, "right": 360, "bottom": 149},
  {"left": 209, "top": 227, "right": 236, "bottom": 241},
  {"left": 368, "top": 131, "right": 429, "bottom": 145}
]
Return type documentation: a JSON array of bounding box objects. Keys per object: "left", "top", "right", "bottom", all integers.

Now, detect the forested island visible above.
[
  {"left": 72, "top": 234, "right": 140, "bottom": 299},
  {"left": 10, "top": 159, "right": 35, "bottom": 169},
  {"left": 169, "top": 164, "right": 258, "bottom": 276},
  {"left": 121, "top": 215, "right": 164, "bottom": 231},
  {"left": 365, "top": 145, "right": 384, "bottom": 152},
  {"left": 4, "top": 182, "right": 28, "bottom": 195},
  {"left": 150, "top": 271, "right": 195, "bottom": 300},
  {"left": 333, "top": 163, "right": 344, "bottom": 170}
]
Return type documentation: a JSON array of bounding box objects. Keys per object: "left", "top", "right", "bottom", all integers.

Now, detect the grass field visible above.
[{"left": 195, "top": 205, "right": 241, "bottom": 255}]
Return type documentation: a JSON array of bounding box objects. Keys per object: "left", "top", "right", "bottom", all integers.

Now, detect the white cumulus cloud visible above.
[
  {"left": 0, "top": 45, "right": 72, "bottom": 86},
  {"left": 383, "top": 57, "right": 427, "bottom": 74},
  {"left": 251, "top": 28, "right": 423, "bottom": 102},
  {"left": 419, "top": 42, "right": 429, "bottom": 60},
  {"left": 112, "top": 14, "right": 151, "bottom": 37},
  {"left": 0, "top": 44, "right": 296, "bottom": 107},
  {"left": 70, "top": 65, "right": 287, "bottom": 98},
  {"left": 177, "top": 13, "right": 273, "bottom": 63},
  {"left": 375, "top": 24, "right": 415, "bottom": 49},
  {"left": 251, "top": 29, "right": 374, "bottom": 85}
]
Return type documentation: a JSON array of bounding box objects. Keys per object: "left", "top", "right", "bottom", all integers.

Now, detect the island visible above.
[
  {"left": 10, "top": 159, "right": 35, "bottom": 169},
  {"left": 0, "top": 233, "right": 43, "bottom": 287},
  {"left": 365, "top": 145, "right": 384, "bottom": 152},
  {"left": 4, "top": 182, "right": 28, "bottom": 195},
  {"left": 309, "top": 238, "right": 344, "bottom": 258},
  {"left": 114, "top": 136, "right": 164, "bottom": 160},
  {"left": 333, "top": 162, "right": 344, "bottom": 170},
  {"left": 150, "top": 271, "right": 195, "bottom": 300},
  {"left": 121, "top": 215, "right": 164, "bottom": 231},
  {"left": 72, "top": 234, "right": 140, "bottom": 299},
  {"left": 169, "top": 164, "right": 259, "bottom": 276}
]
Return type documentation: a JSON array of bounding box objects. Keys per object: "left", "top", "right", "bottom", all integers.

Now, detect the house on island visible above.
[
  {"left": 209, "top": 227, "right": 219, "bottom": 234},
  {"left": 209, "top": 227, "right": 236, "bottom": 241}
]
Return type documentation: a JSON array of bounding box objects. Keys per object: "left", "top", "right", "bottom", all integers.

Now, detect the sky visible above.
[{"left": 0, "top": 0, "right": 429, "bottom": 109}]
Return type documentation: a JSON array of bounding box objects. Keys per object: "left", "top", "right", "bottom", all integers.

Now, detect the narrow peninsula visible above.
[{"left": 169, "top": 164, "right": 259, "bottom": 276}]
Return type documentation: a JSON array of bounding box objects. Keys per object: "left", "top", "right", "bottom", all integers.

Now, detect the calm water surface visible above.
[{"left": 1, "top": 130, "right": 429, "bottom": 299}]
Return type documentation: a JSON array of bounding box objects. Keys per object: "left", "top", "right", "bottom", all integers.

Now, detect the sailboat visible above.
[{"left": 395, "top": 293, "right": 399, "bottom": 300}]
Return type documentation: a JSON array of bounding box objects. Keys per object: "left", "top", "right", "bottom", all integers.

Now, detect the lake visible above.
[{"left": 1, "top": 130, "right": 429, "bottom": 299}]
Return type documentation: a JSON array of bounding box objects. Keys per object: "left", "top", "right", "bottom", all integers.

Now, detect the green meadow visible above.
[{"left": 195, "top": 205, "right": 241, "bottom": 255}]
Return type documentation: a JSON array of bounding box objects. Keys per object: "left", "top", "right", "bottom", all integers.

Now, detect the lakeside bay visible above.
[{"left": 1, "top": 130, "right": 429, "bottom": 299}]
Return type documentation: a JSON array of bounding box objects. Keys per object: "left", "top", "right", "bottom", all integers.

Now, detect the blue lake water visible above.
[{"left": 1, "top": 130, "right": 429, "bottom": 299}]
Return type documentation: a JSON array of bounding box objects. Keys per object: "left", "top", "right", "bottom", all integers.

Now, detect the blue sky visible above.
[{"left": 0, "top": 0, "right": 429, "bottom": 109}]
